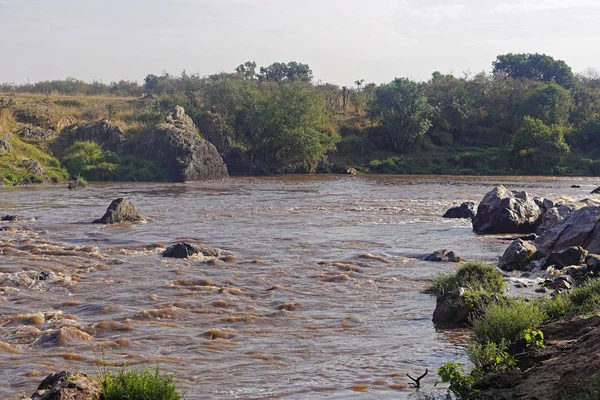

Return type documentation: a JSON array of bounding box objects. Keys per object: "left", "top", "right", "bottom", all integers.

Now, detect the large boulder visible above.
[
  {"left": 0, "top": 135, "right": 12, "bottom": 155},
  {"left": 433, "top": 288, "right": 472, "bottom": 327},
  {"left": 542, "top": 246, "right": 588, "bottom": 270},
  {"left": 472, "top": 186, "right": 545, "bottom": 234},
  {"left": 442, "top": 202, "right": 476, "bottom": 219},
  {"left": 61, "top": 119, "right": 126, "bottom": 153},
  {"left": 93, "top": 198, "right": 144, "bottom": 224},
  {"left": 30, "top": 371, "right": 102, "bottom": 400},
  {"left": 132, "top": 106, "right": 228, "bottom": 182},
  {"left": 535, "top": 206, "right": 600, "bottom": 253},
  {"left": 498, "top": 239, "right": 540, "bottom": 271}
]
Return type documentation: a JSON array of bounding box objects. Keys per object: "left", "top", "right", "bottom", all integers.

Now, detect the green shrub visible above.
[
  {"left": 470, "top": 299, "right": 546, "bottom": 345},
  {"left": 101, "top": 367, "right": 182, "bottom": 400},
  {"left": 468, "top": 340, "right": 516, "bottom": 372},
  {"left": 437, "top": 362, "right": 478, "bottom": 399},
  {"left": 540, "top": 278, "right": 600, "bottom": 321},
  {"left": 428, "top": 262, "right": 504, "bottom": 296}
]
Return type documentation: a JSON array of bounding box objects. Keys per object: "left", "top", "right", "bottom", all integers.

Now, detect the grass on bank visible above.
[
  {"left": 427, "top": 262, "right": 505, "bottom": 296},
  {"left": 99, "top": 367, "right": 183, "bottom": 400}
]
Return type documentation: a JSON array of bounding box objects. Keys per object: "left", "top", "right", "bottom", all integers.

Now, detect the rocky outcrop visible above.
[
  {"left": 472, "top": 186, "right": 545, "bottom": 234},
  {"left": 163, "top": 242, "right": 199, "bottom": 258},
  {"left": 132, "top": 106, "right": 228, "bottom": 182},
  {"left": 535, "top": 204, "right": 578, "bottom": 235},
  {"left": 0, "top": 135, "right": 12, "bottom": 155},
  {"left": 422, "top": 249, "right": 462, "bottom": 262},
  {"left": 21, "top": 159, "right": 46, "bottom": 175},
  {"left": 542, "top": 246, "right": 588, "bottom": 270},
  {"left": 586, "top": 254, "right": 600, "bottom": 275},
  {"left": 535, "top": 206, "right": 600, "bottom": 254},
  {"left": 18, "top": 126, "right": 57, "bottom": 141},
  {"left": 61, "top": 119, "right": 126, "bottom": 153},
  {"left": 93, "top": 198, "right": 144, "bottom": 224},
  {"left": 29, "top": 371, "right": 102, "bottom": 400},
  {"left": 442, "top": 202, "right": 476, "bottom": 219},
  {"left": 499, "top": 239, "right": 540, "bottom": 271}
]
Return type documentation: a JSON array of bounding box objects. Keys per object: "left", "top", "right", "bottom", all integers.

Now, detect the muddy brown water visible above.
[{"left": 0, "top": 175, "right": 597, "bottom": 399}]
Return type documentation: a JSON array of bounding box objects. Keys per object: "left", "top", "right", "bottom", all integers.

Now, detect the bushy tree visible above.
[
  {"left": 233, "top": 80, "right": 339, "bottom": 173},
  {"left": 258, "top": 62, "right": 313, "bottom": 83},
  {"left": 493, "top": 53, "right": 574, "bottom": 88},
  {"left": 510, "top": 116, "right": 570, "bottom": 166},
  {"left": 518, "top": 83, "right": 573, "bottom": 126},
  {"left": 368, "top": 78, "right": 434, "bottom": 151}
]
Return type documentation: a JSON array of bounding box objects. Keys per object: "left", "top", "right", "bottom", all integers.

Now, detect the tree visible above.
[
  {"left": 518, "top": 83, "right": 572, "bottom": 126},
  {"left": 258, "top": 62, "right": 313, "bottom": 83},
  {"left": 233, "top": 80, "right": 338, "bottom": 173},
  {"left": 235, "top": 61, "right": 257, "bottom": 79},
  {"left": 493, "top": 53, "right": 574, "bottom": 88},
  {"left": 368, "top": 78, "right": 434, "bottom": 151},
  {"left": 510, "top": 116, "right": 570, "bottom": 167}
]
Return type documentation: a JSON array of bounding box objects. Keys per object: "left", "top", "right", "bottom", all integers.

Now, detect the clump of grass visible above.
[
  {"left": 470, "top": 299, "right": 546, "bottom": 345},
  {"left": 428, "top": 262, "right": 505, "bottom": 296},
  {"left": 539, "top": 278, "right": 600, "bottom": 322},
  {"left": 101, "top": 367, "right": 182, "bottom": 400},
  {"left": 554, "top": 375, "right": 600, "bottom": 400}
]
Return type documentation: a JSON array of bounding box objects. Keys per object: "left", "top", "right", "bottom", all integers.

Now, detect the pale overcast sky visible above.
[{"left": 1, "top": 0, "right": 599, "bottom": 86}]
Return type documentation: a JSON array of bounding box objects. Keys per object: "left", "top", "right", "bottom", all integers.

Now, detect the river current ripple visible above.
[{"left": 0, "top": 175, "right": 596, "bottom": 399}]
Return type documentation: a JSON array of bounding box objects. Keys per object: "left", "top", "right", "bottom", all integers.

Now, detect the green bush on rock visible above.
[{"left": 428, "top": 262, "right": 504, "bottom": 296}]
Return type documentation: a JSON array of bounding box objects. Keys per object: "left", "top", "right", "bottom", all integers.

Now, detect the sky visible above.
[{"left": 1, "top": 0, "right": 599, "bottom": 86}]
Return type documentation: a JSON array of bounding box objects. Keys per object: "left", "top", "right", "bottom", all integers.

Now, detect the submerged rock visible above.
[
  {"left": 93, "top": 198, "right": 144, "bottom": 224},
  {"left": 442, "top": 202, "right": 476, "bottom": 219},
  {"left": 499, "top": 239, "right": 540, "bottom": 271},
  {"left": 163, "top": 242, "right": 199, "bottom": 259},
  {"left": 30, "top": 371, "right": 101, "bottom": 400},
  {"left": 592, "top": 187, "right": 600, "bottom": 194},
  {"left": 1, "top": 215, "right": 27, "bottom": 222},
  {"left": 67, "top": 181, "right": 87, "bottom": 190},
  {"left": 422, "top": 249, "right": 462, "bottom": 262},
  {"left": 132, "top": 106, "right": 228, "bottom": 182},
  {"left": 472, "top": 186, "right": 545, "bottom": 234}
]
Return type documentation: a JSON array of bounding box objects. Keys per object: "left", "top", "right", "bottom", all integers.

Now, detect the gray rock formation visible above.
[
  {"left": 443, "top": 202, "right": 476, "bottom": 219},
  {"left": 21, "top": 159, "right": 46, "bottom": 175},
  {"left": 30, "top": 371, "right": 102, "bottom": 400},
  {"left": 62, "top": 119, "right": 126, "bottom": 153},
  {"left": 472, "top": 186, "right": 545, "bottom": 234},
  {"left": 422, "top": 249, "right": 462, "bottom": 262},
  {"left": 499, "top": 239, "right": 540, "bottom": 271},
  {"left": 133, "top": 106, "right": 228, "bottom": 182},
  {"left": 535, "top": 206, "right": 600, "bottom": 253},
  {"left": 542, "top": 246, "right": 588, "bottom": 270},
  {"left": 18, "top": 126, "right": 57, "bottom": 141},
  {"left": 93, "top": 198, "right": 144, "bottom": 224}
]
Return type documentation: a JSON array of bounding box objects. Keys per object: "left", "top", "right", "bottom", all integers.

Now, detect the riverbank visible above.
[
  {"left": 2, "top": 92, "right": 600, "bottom": 186},
  {"left": 428, "top": 184, "right": 600, "bottom": 399}
]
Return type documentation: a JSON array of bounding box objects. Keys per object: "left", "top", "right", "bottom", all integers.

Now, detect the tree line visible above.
[{"left": 2, "top": 54, "right": 600, "bottom": 175}]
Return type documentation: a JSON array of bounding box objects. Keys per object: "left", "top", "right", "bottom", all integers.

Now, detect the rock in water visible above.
[
  {"left": 442, "top": 202, "right": 476, "bottom": 219},
  {"left": 93, "top": 198, "right": 143, "bottom": 224},
  {"left": 132, "top": 106, "right": 228, "bottom": 182},
  {"left": 30, "top": 371, "right": 102, "bottom": 400},
  {"left": 472, "top": 186, "right": 545, "bottom": 234},
  {"left": 422, "top": 249, "right": 462, "bottom": 262},
  {"left": 592, "top": 187, "right": 600, "bottom": 194},
  {"left": 68, "top": 181, "right": 87, "bottom": 190},
  {"left": 499, "top": 239, "right": 540, "bottom": 271},
  {"left": 163, "top": 242, "right": 199, "bottom": 258}
]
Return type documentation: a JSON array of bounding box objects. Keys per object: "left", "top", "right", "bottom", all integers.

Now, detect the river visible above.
[{"left": 0, "top": 175, "right": 596, "bottom": 399}]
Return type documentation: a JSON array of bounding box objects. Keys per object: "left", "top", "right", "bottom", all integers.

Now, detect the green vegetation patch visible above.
[
  {"left": 428, "top": 262, "right": 505, "bottom": 296},
  {"left": 101, "top": 367, "right": 182, "bottom": 400}
]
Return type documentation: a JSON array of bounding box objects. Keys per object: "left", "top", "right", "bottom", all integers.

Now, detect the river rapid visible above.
[{"left": 0, "top": 175, "right": 596, "bottom": 399}]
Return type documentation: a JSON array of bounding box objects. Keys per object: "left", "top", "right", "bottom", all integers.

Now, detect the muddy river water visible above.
[{"left": 0, "top": 175, "right": 597, "bottom": 399}]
